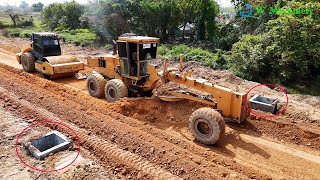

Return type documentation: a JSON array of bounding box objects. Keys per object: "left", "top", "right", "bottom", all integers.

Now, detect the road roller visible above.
[{"left": 16, "top": 32, "right": 84, "bottom": 79}]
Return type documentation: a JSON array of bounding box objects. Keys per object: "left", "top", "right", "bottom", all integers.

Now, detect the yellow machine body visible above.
[
  {"left": 87, "top": 36, "right": 249, "bottom": 123},
  {"left": 35, "top": 55, "right": 84, "bottom": 78},
  {"left": 16, "top": 39, "right": 85, "bottom": 79}
]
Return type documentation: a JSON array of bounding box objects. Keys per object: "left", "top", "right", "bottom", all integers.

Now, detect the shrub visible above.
[
  {"left": 4, "top": 28, "right": 23, "bottom": 37},
  {"left": 105, "top": 44, "right": 113, "bottom": 50},
  {"left": 158, "top": 44, "right": 227, "bottom": 69},
  {"left": 228, "top": 1, "right": 320, "bottom": 84},
  {"left": 53, "top": 26, "right": 65, "bottom": 32},
  {"left": 17, "top": 19, "right": 33, "bottom": 27},
  {"left": 19, "top": 30, "right": 33, "bottom": 38},
  {"left": 0, "top": 21, "right": 7, "bottom": 29},
  {"left": 59, "top": 29, "right": 97, "bottom": 46}
]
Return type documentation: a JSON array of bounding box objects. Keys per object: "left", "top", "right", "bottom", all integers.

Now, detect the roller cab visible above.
[{"left": 16, "top": 32, "right": 85, "bottom": 79}]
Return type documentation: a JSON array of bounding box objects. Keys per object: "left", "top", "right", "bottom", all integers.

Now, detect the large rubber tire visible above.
[
  {"left": 21, "top": 52, "right": 35, "bottom": 72},
  {"left": 87, "top": 73, "right": 107, "bottom": 98},
  {"left": 189, "top": 108, "right": 225, "bottom": 145},
  {"left": 105, "top": 79, "right": 128, "bottom": 102}
]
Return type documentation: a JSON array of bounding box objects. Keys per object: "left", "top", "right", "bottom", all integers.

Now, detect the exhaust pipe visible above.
[{"left": 112, "top": 40, "right": 117, "bottom": 55}]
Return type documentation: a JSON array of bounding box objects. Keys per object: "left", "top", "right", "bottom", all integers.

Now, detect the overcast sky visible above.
[{"left": 0, "top": 0, "right": 233, "bottom": 7}]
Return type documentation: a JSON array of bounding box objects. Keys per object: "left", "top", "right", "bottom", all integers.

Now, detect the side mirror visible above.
[{"left": 33, "top": 39, "right": 38, "bottom": 43}]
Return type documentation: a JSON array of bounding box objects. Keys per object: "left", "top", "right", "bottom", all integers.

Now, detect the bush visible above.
[
  {"left": 42, "top": 1, "right": 84, "bottom": 30},
  {"left": 105, "top": 44, "right": 113, "bottom": 50},
  {"left": 59, "top": 29, "right": 97, "bottom": 46},
  {"left": 17, "top": 19, "right": 33, "bottom": 27},
  {"left": 2, "top": 28, "right": 23, "bottom": 37},
  {"left": 53, "top": 26, "right": 65, "bottom": 32},
  {"left": 0, "top": 21, "right": 7, "bottom": 29},
  {"left": 228, "top": 2, "right": 320, "bottom": 84},
  {"left": 158, "top": 44, "right": 227, "bottom": 69},
  {"left": 19, "top": 30, "right": 33, "bottom": 38}
]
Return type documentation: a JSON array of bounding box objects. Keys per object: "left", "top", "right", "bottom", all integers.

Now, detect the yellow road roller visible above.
[{"left": 16, "top": 32, "right": 84, "bottom": 79}]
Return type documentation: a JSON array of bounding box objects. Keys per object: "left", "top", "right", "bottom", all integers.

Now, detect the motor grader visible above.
[
  {"left": 16, "top": 32, "right": 84, "bottom": 79},
  {"left": 86, "top": 36, "right": 249, "bottom": 145}
]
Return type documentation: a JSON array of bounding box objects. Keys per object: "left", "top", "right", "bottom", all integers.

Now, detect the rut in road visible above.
[
  {"left": 2, "top": 87, "right": 179, "bottom": 180},
  {"left": 0, "top": 64, "right": 249, "bottom": 179},
  {"left": 1, "top": 63, "right": 320, "bottom": 179}
]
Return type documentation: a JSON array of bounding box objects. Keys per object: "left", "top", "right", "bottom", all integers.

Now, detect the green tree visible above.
[
  {"left": 32, "top": 2, "right": 44, "bottom": 12},
  {"left": 195, "top": 0, "right": 219, "bottom": 40},
  {"left": 229, "top": 1, "right": 320, "bottom": 84},
  {"left": 19, "top": 1, "right": 29, "bottom": 9},
  {"left": 42, "top": 1, "right": 84, "bottom": 30},
  {"left": 178, "top": 0, "right": 199, "bottom": 39},
  {"left": 128, "top": 0, "right": 181, "bottom": 40},
  {"left": 85, "top": 0, "right": 130, "bottom": 41}
]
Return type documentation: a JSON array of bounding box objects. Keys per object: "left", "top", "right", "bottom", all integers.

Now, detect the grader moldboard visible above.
[
  {"left": 16, "top": 32, "right": 85, "bottom": 79},
  {"left": 86, "top": 36, "right": 249, "bottom": 145}
]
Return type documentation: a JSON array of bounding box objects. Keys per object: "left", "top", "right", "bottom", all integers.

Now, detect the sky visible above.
[{"left": 0, "top": 0, "right": 233, "bottom": 7}]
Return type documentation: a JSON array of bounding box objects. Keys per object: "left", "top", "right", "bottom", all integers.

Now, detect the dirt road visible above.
[{"left": 0, "top": 40, "right": 320, "bottom": 179}]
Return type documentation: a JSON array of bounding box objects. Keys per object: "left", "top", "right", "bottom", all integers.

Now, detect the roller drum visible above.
[{"left": 42, "top": 55, "right": 79, "bottom": 65}]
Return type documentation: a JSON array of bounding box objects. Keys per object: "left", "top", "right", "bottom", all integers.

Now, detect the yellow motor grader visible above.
[
  {"left": 16, "top": 32, "right": 84, "bottom": 79},
  {"left": 86, "top": 36, "right": 249, "bottom": 145}
]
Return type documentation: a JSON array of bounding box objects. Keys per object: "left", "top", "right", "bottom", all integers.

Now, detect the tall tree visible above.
[
  {"left": 179, "top": 0, "right": 199, "bottom": 39},
  {"left": 42, "top": 1, "right": 84, "bottom": 30},
  {"left": 32, "top": 2, "right": 44, "bottom": 12},
  {"left": 19, "top": 1, "right": 29, "bottom": 9},
  {"left": 195, "top": 0, "right": 219, "bottom": 40}
]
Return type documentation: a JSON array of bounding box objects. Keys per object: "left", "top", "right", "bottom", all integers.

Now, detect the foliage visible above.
[
  {"left": 1, "top": 28, "right": 22, "bottom": 37},
  {"left": 85, "top": 0, "right": 219, "bottom": 41},
  {"left": 85, "top": 0, "right": 130, "bottom": 41},
  {"left": 0, "top": 21, "right": 7, "bottom": 29},
  {"left": 228, "top": 1, "right": 320, "bottom": 84},
  {"left": 1, "top": 27, "right": 42, "bottom": 38},
  {"left": 19, "top": 1, "right": 29, "bottom": 9},
  {"left": 59, "top": 29, "right": 97, "bottom": 46},
  {"left": 32, "top": 2, "right": 44, "bottom": 12},
  {"left": 42, "top": 1, "right": 84, "bottom": 30},
  {"left": 195, "top": 0, "right": 219, "bottom": 40},
  {"left": 19, "top": 29, "right": 33, "bottom": 38},
  {"left": 16, "top": 17, "right": 33, "bottom": 27},
  {"left": 158, "top": 44, "right": 226, "bottom": 69}
]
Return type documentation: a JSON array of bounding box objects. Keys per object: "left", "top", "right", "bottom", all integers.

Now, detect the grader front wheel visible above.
[
  {"left": 105, "top": 79, "right": 128, "bottom": 102},
  {"left": 189, "top": 108, "right": 225, "bottom": 145},
  {"left": 87, "top": 73, "right": 107, "bottom": 98}
]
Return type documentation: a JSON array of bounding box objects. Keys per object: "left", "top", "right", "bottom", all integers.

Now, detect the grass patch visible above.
[
  {"left": 158, "top": 44, "right": 227, "bottom": 69},
  {"left": 1, "top": 27, "right": 45, "bottom": 38},
  {"left": 58, "top": 29, "right": 97, "bottom": 46}
]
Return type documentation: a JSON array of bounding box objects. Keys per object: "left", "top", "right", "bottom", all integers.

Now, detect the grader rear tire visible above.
[
  {"left": 87, "top": 73, "right": 106, "bottom": 98},
  {"left": 189, "top": 108, "right": 225, "bottom": 145},
  {"left": 105, "top": 79, "right": 128, "bottom": 102},
  {"left": 21, "top": 52, "right": 35, "bottom": 72}
]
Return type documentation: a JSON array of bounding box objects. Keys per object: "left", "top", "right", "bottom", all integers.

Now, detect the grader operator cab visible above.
[{"left": 16, "top": 32, "right": 85, "bottom": 79}]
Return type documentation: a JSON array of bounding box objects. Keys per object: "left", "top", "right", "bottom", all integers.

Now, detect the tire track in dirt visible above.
[
  {"left": 0, "top": 64, "right": 247, "bottom": 179},
  {"left": 0, "top": 87, "right": 179, "bottom": 180},
  {"left": 1, "top": 48, "right": 320, "bottom": 179}
]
